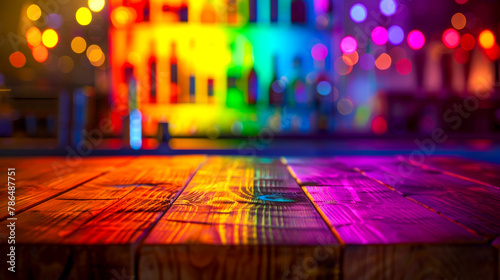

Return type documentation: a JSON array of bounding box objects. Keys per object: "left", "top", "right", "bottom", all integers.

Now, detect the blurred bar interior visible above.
[{"left": 0, "top": 0, "right": 499, "bottom": 156}]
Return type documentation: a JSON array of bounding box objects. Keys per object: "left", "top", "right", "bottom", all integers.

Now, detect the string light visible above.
[
  {"left": 42, "top": 29, "right": 59, "bottom": 48},
  {"left": 27, "top": 4, "right": 41, "bottom": 21},
  {"left": 76, "top": 7, "right": 92, "bottom": 26}
]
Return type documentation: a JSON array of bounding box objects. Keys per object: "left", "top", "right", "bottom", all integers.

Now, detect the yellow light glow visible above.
[
  {"left": 42, "top": 29, "right": 58, "bottom": 48},
  {"left": 87, "top": 44, "right": 105, "bottom": 67},
  {"left": 26, "top": 27, "right": 42, "bottom": 47},
  {"left": 111, "top": 7, "right": 136, "bottom": 28},
  {"left": 71, "top": 37, "right": 87, "bottom": 53},
  {"left": 479, "top": 30, "right": 495, "bottom": 49},
  {"left": 76, "top": 7, "right": 92, "bottom": 26},
  {"left": 27, "top": 4, "right": 42, "bottom": 21},
  {"left": 88, "top": 0, "right": 105, "bottom": 12}
]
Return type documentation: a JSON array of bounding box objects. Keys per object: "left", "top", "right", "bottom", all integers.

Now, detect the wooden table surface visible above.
[{"left": 0, "top": 155, "right": 499, "bottom": 280}]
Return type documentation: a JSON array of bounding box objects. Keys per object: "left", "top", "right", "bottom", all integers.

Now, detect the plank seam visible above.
[
  {"left": 280, "top": 157, "right": 345, "bottom": 280},
  {"left": 0, "top": 156, "right": 134, "bottom": 222},
  {"left": 353, "top": 159, "right": 483, "bottom": 238},
  {"left": 133, "top": 155, "right": 208, "bottom": 279}
]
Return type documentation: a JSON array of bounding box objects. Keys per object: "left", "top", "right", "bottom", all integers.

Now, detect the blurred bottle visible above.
[
  {"left": 143, "top": 0, "right": 151, "bottom": 21},
  {"left": 247, "top": 67, "right": 257, "bottom": 105},
  {"left": 271, "top": 0, "right": 278, "bottom": 23},
  {"left": 249, "top": 0, "right": 257, "bottom": 23},
  {"left": 201, "top": 1, "right": 217, "bottom": 23},
  {"left": 189, "top": 40, "right": 196, "bottom": 103},
  {"left": 170, "top": 42, "right": 179, "bottom": 103},
  {"left": 227, "top": 0, "right": 238, "bottom": 24},
  {"left": 208, "top": 78, "right": 214, "bottom": 103},
  {"left": 179, "top": 0, "right": 188, "bottom": 22},
  {"left": 291, "top": 0, "right": 306, "bottom": 24},
  {"left": 269, "top": 55, "right": 285, "bottom": 106},
  {"left": 292, "top": 56, "right": 306, "bottom": 107},
  {"left": 149, "top": 43, "right": 157, "bottom": 103}
]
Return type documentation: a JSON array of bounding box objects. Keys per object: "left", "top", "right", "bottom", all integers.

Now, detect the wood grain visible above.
[
  {"left": 287, "top": 157, "right": 496, "bottom": 280},
  {"left": 141, "top": 156, "right": 340, "bottom": 280},
  {"left": 412, "top": 156, "right": 500, "bottom": 189},
  {"left": 0, "top": 155, "right": 205, "bottom": 280},
  {"left": 0, "top": 156, "right": 131, "bottom": 220},
  {"left": 336, "top": 156, "right": 500, "bottom": 240}
]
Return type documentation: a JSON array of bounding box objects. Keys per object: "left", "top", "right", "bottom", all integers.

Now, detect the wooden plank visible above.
[
  {"left": 412, "top": 156, "right": 500, "bottom": 189},
  {"left": 0, "top": 155, "right": 205, "bottom": 280},
  {"left": 0, "top": 156, "right": 131, "bottom": 220},
  {"left": 286, "top": 157, "right": 496, "bottom": 280},
  {"left": 336, "top": 156, "right": 500, "bottom": 240},
  {"left": 141, "top": 156, "right": 340, "bottom": 280}
]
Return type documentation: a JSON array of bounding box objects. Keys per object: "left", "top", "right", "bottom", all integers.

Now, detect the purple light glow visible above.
[
  {"left": 311, "top": 43, "right": 328, "bottom": 60},
  {"left": 371, "top": 27, "right": 388, "bottom": 45}
]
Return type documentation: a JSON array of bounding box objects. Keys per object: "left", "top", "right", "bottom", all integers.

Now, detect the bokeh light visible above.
[
  {"left": 88, "top": 0, "right": 105, "bottom": 12},
  {"left": 26, "top": 27, "right": 42, "bottom": 47},
  {"left": 359, "top": 54, "right": 375, "bottom": 70},
  {"left": 451, "top": 13, "right": 466, "bottom": 30},
  {"left": 372, "top": 116, "right": 388, "bottom": 135},
  {"left": 9, "top": 52, "right": 26, "bottom": 68},
  {"left": 388, "top": 25, "right": 404, "bottom": 45},
  {"left": 407, "top": 30, "right": 425, "bottom": 50},
  {"left": 46, "top": 13, "right": 63, "bottom": 29},
  {"left": 27, "top": 4, "right": 41, "bottom": 21},
  {"left": 375, "top": 53, "right": 392, "bottom": 70},
  {"left": 342, "top": 51, "right": 359, "bottom": 66},
  {"left": 350, "top": 3, "right": 367, "bottom": 23},
  {"left": 461, "top": 34, "right": 475, "bottom": 50},
  {"left": 479, "top": 30, "right": 495, "bottom": 49},
  {"left": 111, "top": 7, "right": 136, "bottom": 28},
  {"left": 317, "top": 81, "right": 332, "bottom": 96},
  {"left": 442, "top": 29, "right": 460, "bottom": 48},
  {"left": 334, "top": 56, "right": 353, "bottom": 76},
  {"left": 454, "top": 48, "right": 470, "bottom": 64},
  {"left": 42, "top": 29, "right": 59, "bottom": 48},
  {"left": 311, "top": 43, "right": 328, "bottom": 60},
  {"left": 71, "top": 37, "right": 87, "bottom": 54},
  {"left": 86, "top": 44, "right": 105, "bottom": 67},
  {"left": 32, "top": 45, "right": 48, "bottom": 63},
  {"left": 485, "top": 44, "right": 500, "bottom": 61},
  {"left": 371, "top": 27, "right": 388, "bottom": 45},
  {"left": 76, "top": 7, "right": 92, "bottom": 26},
  {"left": 58, "top": 56, "right": 75, "bottom": 73},
  {"left": 455, "top": 0, "right": 468, "bottom": 4},
  {"left": 337, "top": 98, "right": 354, "bottom": 115},
  {"left": 340, "top": 36, "right": 357, "bottom": 54},
  {"left": 396, "top": 58, "right": 412, "bottom": 75},
  {"left": 379, "top": 0, "right": 397, "bottom": 16}
]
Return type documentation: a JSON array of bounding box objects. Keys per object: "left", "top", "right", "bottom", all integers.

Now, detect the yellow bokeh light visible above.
[
  {"left": 71, "top": 37, "right": 87, "bottom": 54},
  {"left": 42, "top": 29, "right": 59, "bottom": 48},
  {"left": 86, "top": 44, "right": 105, "bottom": 67},
  {"left": 76, "top": 7, "right": 92, "bottom": 26},
  {"left": 111, "top": 7, "right": 136, "bottom": 28},
  {"left": 27, "top": 4, "right": 42, "bottom": 21},
  {"left": 26, "top": 27, "right": 42, "bottom": 47},
  {"left": 88, "top": 0, "right": 105, "bottom": 12},
  {"left": 451, "top": 13, "right": 466, "bottom": 30},
  {"left": 479, "top": 30, "right": 495, "bottom": 49}
]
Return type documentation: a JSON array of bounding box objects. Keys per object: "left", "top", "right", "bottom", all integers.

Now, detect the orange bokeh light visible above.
[
  {"left": 26, "top": 27, "right": 42, "bottom": 47},
  {"left": 32, "top": 45, "right": 49, "bottom": 63},
  {"left": 479, "top": 30, "right": 495, "bottom": 49},
  {"left": 9, "top": 52, "right": 26, "bottom": 68}
]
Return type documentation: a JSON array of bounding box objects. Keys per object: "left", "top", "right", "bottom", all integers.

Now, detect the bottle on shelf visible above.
[
  {"left": 249, "top": 0, "right": 257, "bottom": 23},
  {"left": 269, "top": 55, "right": 285, "bottom": 106},
  {"left": 271, "top": 0, "right": 278, "bottom": 23},
  {"left": 291, "top": 0, "right": 306, "bottom": 24},
  {"left": 247, "top": 67, "right": 257, "bottom": 105},
  {"left": 201, "top": 1, "right": 217, "bottom": 23},
  {"left": 227, "top": 0, "right": 238, "bottom": 24},
  {"left": 189, "top": 40, "right": 196, "bottom": 103},
  {"left": 170, "top": 42, "right": 179, "bottom": 103},
  {"left": 179, "top": 0, "right": 188, "bottom": 22},
  {"left": 208, "top": 78, "right": 214, "bottom": 103},
  {"left": 148, "top": 42, "right": 157, "bottom": 103},
  {"left": 291, "top": 56, "right": 306, "bottom": 107}
]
